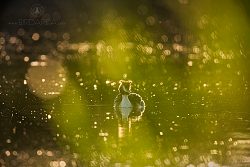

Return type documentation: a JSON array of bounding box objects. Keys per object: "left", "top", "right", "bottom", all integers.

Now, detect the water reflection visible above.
[
  {"left": 114, "top": 104, "right": 145, "bottom": 139},
  {"left": 0, "top": 103, "right": 250, "bottom": 166}
]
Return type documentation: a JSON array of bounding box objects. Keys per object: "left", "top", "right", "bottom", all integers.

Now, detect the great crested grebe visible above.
[
  {"left": 114, "top": 80, "right": 145, "bottom": 119},
  {"left": 114, "top": 80, "right": 145, "bottom": 138}
]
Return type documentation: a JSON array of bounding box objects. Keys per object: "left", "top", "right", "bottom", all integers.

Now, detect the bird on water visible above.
[{"left": 114, "top": 80, "right": 145, "bottom": 119}]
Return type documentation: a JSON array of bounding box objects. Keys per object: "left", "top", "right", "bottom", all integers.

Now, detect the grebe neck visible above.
[{"left": 120, "top": 95, "right": 132, "bottom": 108}]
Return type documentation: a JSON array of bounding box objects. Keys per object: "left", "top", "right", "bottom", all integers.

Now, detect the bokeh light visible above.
[{"left": 26, "top": 58, "right": 66, "bottom": 99}]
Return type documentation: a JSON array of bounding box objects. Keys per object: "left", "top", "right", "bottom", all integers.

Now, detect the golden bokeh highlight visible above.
[{"left": 26, "top": 58, "right": 67, "bottom": 99}]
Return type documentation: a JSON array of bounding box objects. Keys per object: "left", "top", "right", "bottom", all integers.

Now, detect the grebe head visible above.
[{"left": 118, "top": 80, "right": 132, "bottom": 95}]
